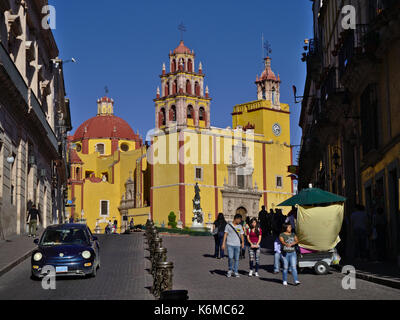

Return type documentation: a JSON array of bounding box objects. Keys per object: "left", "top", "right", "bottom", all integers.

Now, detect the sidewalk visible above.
[
  {"left": 333, "top": 259, "right": 400, "bottom": 290},
  {"left": 0, "top": 233, "right": 38, "bottom": 278}
]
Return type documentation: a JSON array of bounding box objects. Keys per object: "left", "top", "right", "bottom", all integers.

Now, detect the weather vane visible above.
[
  {"left": 178, "top": 22, "right": 187, "bottom": 41},
  {"left": 104, "top": 86, "right": 109, "bottom": 96},
  {"left": 264, "top": 40, "right": 272, "bottom": 58}
]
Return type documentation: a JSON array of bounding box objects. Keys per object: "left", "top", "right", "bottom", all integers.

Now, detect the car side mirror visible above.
[
  {"left": 33, "top": 239, "right": 39, "bottom": 245},
  {"left": 92, "top": 236, "right": 98, "bottom": 241}
]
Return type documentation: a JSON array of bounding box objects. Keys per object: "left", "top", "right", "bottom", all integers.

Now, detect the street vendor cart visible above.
[{"left": 278, "top": 186, "right": 346, "bottom": 275}]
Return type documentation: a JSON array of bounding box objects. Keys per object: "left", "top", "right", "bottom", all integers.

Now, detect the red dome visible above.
[
  {"left": 173, "top": 40, "right": 192, "bottom": 54},
  {"left": 73, "top": 115, "right": 139, "bottom": 141}
]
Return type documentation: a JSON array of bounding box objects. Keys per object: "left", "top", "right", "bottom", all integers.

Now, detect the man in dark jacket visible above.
[
  {"left": 27, "top": 204, "right": 41, "bottom": 237},
  {"left": 258, "top": 206, "right": 268, "bottom": 238}
]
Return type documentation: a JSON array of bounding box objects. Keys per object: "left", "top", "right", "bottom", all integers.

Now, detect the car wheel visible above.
[
  {"left": 31, "top": 272, "right": 40, "bottom": 281},
  {"left": 314, "top": 261, "right": 329, "bottom": 275}
]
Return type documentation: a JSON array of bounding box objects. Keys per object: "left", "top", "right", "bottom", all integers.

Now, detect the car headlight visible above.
[
  {"left": 82, "top": 251, "right": 91, "bottom": 259},
  {"left": 33, "top": 252, "right": 43, "bottom": 262}
]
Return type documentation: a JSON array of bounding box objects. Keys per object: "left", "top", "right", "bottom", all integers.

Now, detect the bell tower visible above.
[
  {"left": 255, "top": 57, "right": 281, "bottom": 108},
  {"left": 154, "top": 40, "right": 212, "bottom": 130}
]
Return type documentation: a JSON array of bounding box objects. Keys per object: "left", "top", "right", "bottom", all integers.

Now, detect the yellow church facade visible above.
[
  {"left": 67, "top": 40, "right": 294, "bottom": 232},
  {"left": 150, "top": 42, "right": 294, "bottom": 227}
]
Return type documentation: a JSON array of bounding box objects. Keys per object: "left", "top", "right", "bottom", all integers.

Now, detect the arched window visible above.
[
  {"left": 195, "top": 82, "right": 200, "bottom": 96},
  {"left": 179, "top": 58, "right": 185, "bottom": 71},
  {"left": 199, "top": 107, "right": 206, "bottom": 121},
  {"left": 272, "top": 87, "right": 276, "bottom": 104},
  {"left": 262, "top": 87, "right": 266, "bottom": 100},
  {"left": 172, "top": 59, "right": 177, "bottom": 73},
  {"left": 76, "top": 167, "right": 81, "bottom": 180},
  {"left": 173, "top": 80, "right": 177, "bottom": 95},
  {"left": 169, "top": 105, "right": 177, "bottom": 122},
  {"left": 95, "top": 144, "right": 105, "bottom": 155},
  {"left": 186, "top": 80, "right": 192, "bottom": 95},
  {"left": 187, "top": 105, "right": 194, "bottom": 119},
  {"left": 165, "top": 82, "right": 170, "bottom": 97},
  {"left": 159, "top": 108, "right": 166, "bottom": 127},
  {"left": 187, "top": 59, "right": 193, "bottom": 72}
]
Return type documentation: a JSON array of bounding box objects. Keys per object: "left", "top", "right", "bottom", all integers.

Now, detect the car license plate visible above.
[{"left": 56, "top": 266, "right": 68, "bottom": 273}]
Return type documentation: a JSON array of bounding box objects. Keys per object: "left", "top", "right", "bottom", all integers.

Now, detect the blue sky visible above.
[{"left": 51, "top": 0, "right": 313, "bottom": 163}]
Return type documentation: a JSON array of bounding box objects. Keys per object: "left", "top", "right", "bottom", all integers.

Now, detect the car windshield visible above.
[{"left": 40, "top": 228, "right": 89, "bottom": 246}]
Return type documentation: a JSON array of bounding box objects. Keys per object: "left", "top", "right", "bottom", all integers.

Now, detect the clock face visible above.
[{"left": 273, "top": 123, "right": 282, "bottom": 137}]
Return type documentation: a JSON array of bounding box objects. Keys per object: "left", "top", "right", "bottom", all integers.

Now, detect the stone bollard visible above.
[
  {"left": 151, "top": 247, "right": 167, "bottom": 277},
  {"left": 150, "top": 237, "right": 162, "bottom": 259},
  {"left": 152, "top": 261, "right": 174, "bottom": 299}
]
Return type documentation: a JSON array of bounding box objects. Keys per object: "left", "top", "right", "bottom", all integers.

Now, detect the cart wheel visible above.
[{"left": 314, "top": 261, "right": 329, "bottom": 275}]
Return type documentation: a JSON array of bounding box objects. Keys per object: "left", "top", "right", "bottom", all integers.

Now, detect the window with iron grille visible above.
[{"left": 100, "top": 200, "right": 109, "bottom": 216}]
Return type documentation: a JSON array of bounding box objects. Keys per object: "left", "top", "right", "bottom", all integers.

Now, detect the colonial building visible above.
[
  {"left": 150, "top": 41, "right": 293, "bottom": 226},
  {"left": 67, "top": 97, "right": 150, "bottom": 232},
  {"left": 0, "top": 0, "right": 71, "bottom": 238},
  {"left": 298, "top": 0, "right": 400, "bottom": 259}
]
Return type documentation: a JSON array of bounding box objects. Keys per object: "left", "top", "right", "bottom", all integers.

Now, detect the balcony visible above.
[
  {"left": 306, "top": 39, "right": 322, "bottom": 81},
  {"left": 0, "top": 41, "right": 58, "bottom": 151},
  {"left": 338, "top": 25, "right": 380, "bottom": 92}
]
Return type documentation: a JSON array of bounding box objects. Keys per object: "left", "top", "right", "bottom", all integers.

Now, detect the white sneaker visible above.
[
  {"left": 295, "top": 281, "right": 301, "bottom": 286},
  {"left": 234, "top": 273, "right": 240, "bottom": 278},
  {"left": 249, "top": 270, "right": 254, "bottom": 277},
  {"left": 227, "top": 270, "right": 232, "bottom": 278},
  {"left": 255, "top": 272, "right": 260, "bottom": 277},
  {"left": 283, "top": 281, "right": 288, "bottom": 286}
]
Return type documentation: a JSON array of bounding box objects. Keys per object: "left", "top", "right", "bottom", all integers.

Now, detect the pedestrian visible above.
[
  {"left": 26, "top": 204, "right": 41, "bottom": 237},
  {"left": 258, "top": 206, "right": 268, "bottom": 238},
  {"left": 273, "top": 235, "right": 282, "bottom": 274},
  {"left": 240, "top": 217, "right": 251, "bottom": 259},
  {"left": 351, "top": 204, "right": 368, "bottom": 260},
  {"left": 222, "top": 214, "right": 245, "bottom": 278},
  {"left": 129, "top": 218, "right": 135, "bottom": 231},
  {"left": 246, "top": 218, "right": 262, "bottom": 277},
  {"left": 213, "top": 213, "right": 227, "bottom": 259},
  {"left": 280, "top": 224, "right": 301, "bottom": 286},
  {"left": 285, "top": 206, "right": 297, "bottom": 233}
]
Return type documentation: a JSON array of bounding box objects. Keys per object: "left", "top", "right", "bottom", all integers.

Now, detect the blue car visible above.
[{"left": 31, "top": 224, "right": 100, "bottom": 279}]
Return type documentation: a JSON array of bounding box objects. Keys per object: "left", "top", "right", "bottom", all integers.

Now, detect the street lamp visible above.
[{"left": 6, "top": 154, "right": 15, "bottom": 164}]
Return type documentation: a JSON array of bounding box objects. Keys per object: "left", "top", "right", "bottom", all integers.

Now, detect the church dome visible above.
[
  {"left": 73, "top": 96, "right": 140, "bottom": 142},
  {"left": 173, "top": 40, "right": 192, "bottom": 54},
  {"left": 73, "top": 115, "right": 139, "bottom": 141}
]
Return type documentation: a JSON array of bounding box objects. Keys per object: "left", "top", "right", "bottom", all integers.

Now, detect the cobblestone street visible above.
[
  {"left": 0, "top": 234, "right": 153, "bottom": 300},
  {"left": 162, "top": 235, "right": 400, "bottom": 300}
]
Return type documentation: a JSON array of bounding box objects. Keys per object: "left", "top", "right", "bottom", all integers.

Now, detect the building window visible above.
[
  {"left": 237, "top": 175, "right": 245, "bottom": 189},
  {"left": 199, "top": 107, "right": 205, "bottom": 121},
  {"left": 85, "top": 171, "right": 94, "bottom": 179},
  {"left": 195, "top": 167, "right": 203, "bottom": 181},
  {"left": 169, "top": 106, "right": 177, "bottom": 122},
  {"left": 276, "top": 176, "right": 283, "bottom": 188},
  {"left": 76, "top": 144, "right": 82, "bottom": 152},
  {"left": 187, "top": 105, "right": 194, "bottom": 119},
  {"left": 95, "top": 144, "right": 105, "bottom": 155},
  {"left": 361, "top": 83, "right": 380, "bottom": 155},
  {"left": 120, "top": 143, "right": 129, "bottom": 152},
  {"left": 100, "top": 200, "right": 109, "bottom": 216}
]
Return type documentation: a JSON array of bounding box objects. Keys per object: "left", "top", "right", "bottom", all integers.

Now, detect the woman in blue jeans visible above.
[{"left": 279, "top": 224, "right": 301, "bottom": 286}]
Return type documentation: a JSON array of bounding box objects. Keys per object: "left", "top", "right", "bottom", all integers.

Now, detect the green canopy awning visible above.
[{"left": 278, "top": 188, "right": 346, "bottom": 207}]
